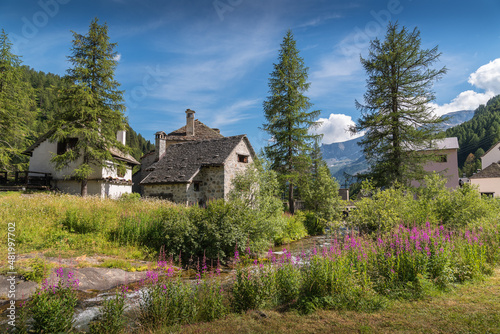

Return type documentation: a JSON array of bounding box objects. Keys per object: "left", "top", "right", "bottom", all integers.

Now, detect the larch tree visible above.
[
  {"left": 51, "top": 18, "right": 126, "bottom": 196},
  {"left": 0, "top": 29, "right": 35, "bottom": 171},
  {"left": 350, "top": 22, "right": 447, "bottom": 187},
  {"left": 262, "top": 29, "right": 321, "bottom": 214}
]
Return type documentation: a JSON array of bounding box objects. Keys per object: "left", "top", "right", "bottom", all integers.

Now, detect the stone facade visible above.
[
  {"left": 141, "top": 136, "right": 255, "bottom": 204},
  {"left": 223, "top": 139, "right": 254, "bottom": 198},
  {"left": 143, "top": 183, "right": 189, "bottom": 203}
]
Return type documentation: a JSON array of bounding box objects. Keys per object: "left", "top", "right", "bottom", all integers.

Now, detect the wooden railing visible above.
[{"left": 0, "top": 171, "right": 52, "bottom": 188}]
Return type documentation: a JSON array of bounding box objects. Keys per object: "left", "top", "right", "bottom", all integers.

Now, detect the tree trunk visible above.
[
  {"left": 288, "top": 182, "right": 295, "bottom": 214},
  {"left": 81, "top": 178, "right": 88, "bottom": 197}
]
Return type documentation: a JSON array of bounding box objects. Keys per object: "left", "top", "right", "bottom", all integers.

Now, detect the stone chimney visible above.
[
  {"left": 186, "top": 109, "right": 195, "bottom": 136},
  {"left": 155, "top": 131, "right": 167, "bottom": 161},
  {"left": 117, "top": 130, "right": 126, "bottom": 146}
]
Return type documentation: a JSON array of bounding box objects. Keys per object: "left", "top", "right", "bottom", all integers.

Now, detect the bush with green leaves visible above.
[
  {"left": 299, "top": 163, "right": 343, "bottom": 234},
  {"left": 348, "top": 181, "right": 415, "bottom": 233},
  {"left": 88, "top": 286, "right": 127, "bottom": 334},
  {"left": 348, "top": 174, "right": 500, "bottom": 233},
  {"left": 27, "top": 267, "right": 79, "bottom": 333}
]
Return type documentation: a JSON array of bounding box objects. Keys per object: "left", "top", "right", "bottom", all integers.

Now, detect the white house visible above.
[
  {"left": 411, "top": 137, "right": 460, "bottom": 188},
  {"left": 469, "top": 141, "right": 500, "bottom": 196},
  {"left": 469, "top": 163, "right": 500, "bottom": 197},
  {"left": 480, "top": 141, "right": 500, "bottom": 169},
  {"left": 22, "top": 130, "right": 140, "bottom": 198}
]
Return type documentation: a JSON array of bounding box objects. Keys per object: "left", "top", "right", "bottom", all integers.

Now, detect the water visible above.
[{"left": 3, "top": 229, "right": 352, "bottom": 331}]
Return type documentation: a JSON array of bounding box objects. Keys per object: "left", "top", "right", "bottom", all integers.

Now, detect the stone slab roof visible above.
[
  {"left": 140, "top": 135, "right": 254, "bottom": 185},
  {"left": 469, "top": 163, "right": 500, "bottom": 179},
  {"left": 163, "top": 119, "right": 224, "bottom": 141}
]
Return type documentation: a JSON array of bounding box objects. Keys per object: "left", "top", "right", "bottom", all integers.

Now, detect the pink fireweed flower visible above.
[{"left": 146, "top": 270, "right": 159, "bottom": 284}]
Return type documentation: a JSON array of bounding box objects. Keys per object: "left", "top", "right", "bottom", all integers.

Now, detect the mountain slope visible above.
[
  {"left": 445, "top": 95, "right": 500, "bottom": 169},
  {"left": 322, "top": 109, "right": 476, "bottom": 185}
]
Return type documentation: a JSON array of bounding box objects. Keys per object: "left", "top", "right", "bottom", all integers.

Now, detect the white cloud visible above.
[
  {"left": 468, "top": 58, "right": 500, "bottom": 93},
  {"left": 430, "top": 90, "right": 495, "bottom": 116},
  {"left": 312, "top": 113, "right": 363, "bottom": 144},
  {"left": 113, "top": 53, "right": 122, "bottom": 62},
  {"left": 210, "top": 99, "right": 260, "bottom": 128},
  {"left": 432, "top": 58, "right": 500, "bottom": 116}
]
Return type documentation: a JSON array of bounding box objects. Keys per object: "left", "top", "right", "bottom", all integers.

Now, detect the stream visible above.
[{"left": 2, "top": 230, "right": 349, "bottom": 332}]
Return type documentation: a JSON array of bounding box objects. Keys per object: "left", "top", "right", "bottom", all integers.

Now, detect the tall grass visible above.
[{"left": 0, "top": 193, "right": 307, "bottom": 264}]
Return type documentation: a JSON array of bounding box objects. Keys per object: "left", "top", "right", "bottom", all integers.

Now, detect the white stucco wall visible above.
[
  {"left": 481, "top": 142, "right": 500, "bottom": 169},
  {"left": 470, "top": 177, "right": 500, "bottom": 197},
  {"left": 28, "top": 138, "right": 133, "bottom": 197},
  {"left": 54, "top": 179, "right": 132, "bottom": 199},
  {"left": 412, "top": 148, "right": 459, "bottom": 188},
  {"left": 29, "top": 139, "right": 83, "bottom": 179}
]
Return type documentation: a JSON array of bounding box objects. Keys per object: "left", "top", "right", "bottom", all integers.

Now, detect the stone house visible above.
[
  {"left": 138, "top": 109, "right": 256, "bottom": 205},
  {"left": 22, "top": 130, "right": 139, "bottom": 198},
  {"left": 411, "top": 137, "right": 460, "bottom": 188}
]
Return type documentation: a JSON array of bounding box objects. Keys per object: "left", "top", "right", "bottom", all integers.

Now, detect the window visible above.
[
  {"left": 57, "top": 138, "right": 78, "bottom": 155},
  {"left": 437, "top": 154, "right": 447, "bottom": 163},
  {"left": 481, "top": 192, "right": 494, "bottom": 198},
  {"left": 238, "top": 154, "right": 249, "bottom": 163},
  {"left": 193, "top": 182, "right": 201, "bottom": 192},
  {"left": 117, "top": 164, "right": 127, "bottom": 178}
]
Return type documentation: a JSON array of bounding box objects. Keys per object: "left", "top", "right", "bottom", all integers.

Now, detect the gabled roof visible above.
[
  {"left": 416, "top": 137, "right": 459, "bottom": 151},
  {"left": 109, "top": 147, "right": 140, "bottom": 165},
  {"left": 163, "top": 119, "right": 224, "bottom": 142},
  {"left": 469, "top": 162, "right": 500, "bottom": 179},
  {"left": 482, "top": 141, "right": 500, "bottom": 158},
  {"left": 140, "top": 135, "right": 255, "bottom": 185},
  {"left": 22, "top": 129, "right": 57, "bottom": 156},
  {"left": 22, "top": 130, "right": 140, "bottom": 165}
]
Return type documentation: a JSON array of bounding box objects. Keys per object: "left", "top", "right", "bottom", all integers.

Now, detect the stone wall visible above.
[
  {"left": 223, "top": 139, "right": 254, "bottom": 199},
  {"left": 143, "top": 183, "right": 189, "bottom": 204},
  {"left": 187, "top": 166, "right": 225, "bottom": 205}
]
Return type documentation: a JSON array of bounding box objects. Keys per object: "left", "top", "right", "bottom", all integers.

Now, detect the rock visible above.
[
  {"left": 0, "top": 267, "right": 149, "bottom": 301},
  {"left": 0, "top": 275, "right": 38, "bottom": 303}
]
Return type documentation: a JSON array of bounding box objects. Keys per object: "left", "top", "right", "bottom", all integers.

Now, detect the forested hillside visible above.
[
  {"left": 445, "top": 95, "right": 500, "bottom": 176},
  {"left": 11, "top": 66, "right": 154, "bottom": 170}
]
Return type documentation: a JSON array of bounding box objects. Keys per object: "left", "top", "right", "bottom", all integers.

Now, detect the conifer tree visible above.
[
  {"left": 262, "top": 30, "right": 321, "bottom": 213},
  {"left": 0, "top": 29, "right": 35, "bottom": 171},
  {"left": 51, "top": 18, "right": 126, "bottom": 196},
  {"left": 350, "top": 22, "right": 447, "bottom": 187}
]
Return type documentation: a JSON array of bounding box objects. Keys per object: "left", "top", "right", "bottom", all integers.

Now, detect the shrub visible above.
[
  {"left": 20, "top": 257, "right": 50, "bottom": 283},
  {"left": 27, "top": 268, "right": 79, "bottom": 333},
  {"left": 138, "top": 273, "right": 197, "bottom": 329},
  {"left": 88, "top": 286, "right": 127, "bottom": 334},
  {"left": 274, "top": 212, "right": 308, "bottom": 245},
  {"left": 230, "top": 266, "right": 275, "bottom": 312}
]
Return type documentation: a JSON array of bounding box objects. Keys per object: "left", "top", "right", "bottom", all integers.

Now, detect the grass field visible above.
[{"left": 159, "top": 268, "right": 500, "bottom": 334}]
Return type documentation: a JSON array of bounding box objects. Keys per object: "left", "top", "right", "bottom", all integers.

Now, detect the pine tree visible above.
[
  {"left": 0, "top": 30, "right": 35, "bottom": 171},
  {"left": 350, "top": 22, "right": 447, "bottom": 187},
  {"left": 51, "top": 18, "right": 126, "bottom": 196},
  {"left": 262, "top": 30, "right": 321, "bottom": 213}
]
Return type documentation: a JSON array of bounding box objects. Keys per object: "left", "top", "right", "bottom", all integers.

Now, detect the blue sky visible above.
[{"left": 2, "top": 0, "right": 500, "bottom": 151}]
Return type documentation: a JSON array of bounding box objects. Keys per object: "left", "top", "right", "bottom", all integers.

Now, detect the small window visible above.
[
  {"left": 194, "top": 182, "right": 201, "bottom": 192},
  {"left": 57, "top": 138, "right": 78, "bottom": 155},
  {"left": 481, "top": 192, "right": 494, "bottom": 198},
  {"left": 437, "top": 154, "right": 447, "bottom": 163},
  {"left": 238, "top": 154, "right": 248, "bottom": 163}
]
